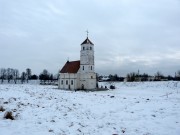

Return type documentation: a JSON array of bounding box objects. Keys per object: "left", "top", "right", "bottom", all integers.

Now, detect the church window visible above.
[
  {"left": 66, "top": 80, "right": 68, "bottom": 85},
  {"left": 61, "top": 80, "right": 63, "bottom": 85},
  {"left": 71, "top": 80, "right": 73, "bottom": 85}
]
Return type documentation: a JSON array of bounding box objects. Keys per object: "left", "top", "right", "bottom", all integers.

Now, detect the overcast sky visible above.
[{"left": 0, "top": 0, "right": 180, "bottom": 76}]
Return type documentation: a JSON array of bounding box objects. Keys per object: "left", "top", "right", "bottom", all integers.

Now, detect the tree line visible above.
[
  {"left": 0, "top": 68, "right": 58, "bottom": 84},
  {"left": 126, "top": 71, "right": 180, "bottom": 82},
  {"left": 98, "top": 70, "right": 180, "bottom": 82},
  {"left": 1, "top": 67, "right": 180, "bottom": 84}
]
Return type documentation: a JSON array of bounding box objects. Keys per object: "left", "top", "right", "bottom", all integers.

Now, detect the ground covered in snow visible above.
[{"left": 0, "top": 81, "right": 180, "bottom": 135}]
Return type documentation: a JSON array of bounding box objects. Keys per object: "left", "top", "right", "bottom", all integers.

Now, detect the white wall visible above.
[
  {"left": 58, "top": 73, "right": 78, "bottom": 90},
  {"left": 79, "top": 72, "right": 96, "bottom": 90}
]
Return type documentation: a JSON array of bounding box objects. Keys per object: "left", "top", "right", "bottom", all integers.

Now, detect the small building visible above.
[
  {"left": 58, "top": 35, "right": 97, "bottom": 90},
  {"left": 99, "top": 76, "right": 110, "bottom": 82}
]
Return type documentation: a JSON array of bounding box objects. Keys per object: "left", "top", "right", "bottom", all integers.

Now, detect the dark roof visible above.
[
  {"left": 81, "top": 37, "right": 94, "bottom": 45},
  {"left": 60, "top": 60, "right": 80, "bottom": 73}
]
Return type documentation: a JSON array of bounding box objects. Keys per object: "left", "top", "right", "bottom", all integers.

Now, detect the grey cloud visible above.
[{"left": 0, "top": 0, "right": 180, "bottom": 76}]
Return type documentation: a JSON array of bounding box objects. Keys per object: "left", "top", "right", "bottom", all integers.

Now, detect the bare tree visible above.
[
  {"left": 26, "top": 68, "right": 31, "bottom": 83},
  {"left": 21, "top": 72, "right": 26, "bottom": 84},
  {"left": 39, "top": 69, "right": 50, "bottom": 84},
  {"left": 155, "top": 71, "right": 164, "bottom": 81},
  {"left": 126, "top": 72, "right": 137, "bottom": 82},
  {"left": 175, "top": 70, "right": 180, "bottom": 81},
  {"left": 50, "top": 74, "right": 53, "bottom": 82},
  {"left": 7, "top": 68, "right": 14, "bottom": 83},
  {"left": 13, "top": 69, "right": 19, "bottom": 84},
  {"left": 0, "top": 68, "right": 6, "bottom": 83}
]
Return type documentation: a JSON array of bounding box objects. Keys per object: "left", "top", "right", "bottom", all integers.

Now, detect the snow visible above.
[{"left": 0, "top": 81, "right": 180, "bottom": 135}]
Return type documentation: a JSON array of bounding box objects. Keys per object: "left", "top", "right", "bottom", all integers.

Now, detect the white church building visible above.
[{"left": 58, "top": 35, "right": 97, "bottom": 90}]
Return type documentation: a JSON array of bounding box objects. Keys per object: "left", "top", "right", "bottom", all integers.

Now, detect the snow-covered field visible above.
[{"left": 0, "top": 81, "right": 180, "bottom": 135}]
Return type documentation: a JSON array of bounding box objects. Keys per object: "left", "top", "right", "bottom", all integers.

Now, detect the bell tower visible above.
[
  {"left": 79, "top": 31, "right": 96, "bottom": 90},
  {"left": 80, "top": 31, "right": 94, "bottom": 73}
]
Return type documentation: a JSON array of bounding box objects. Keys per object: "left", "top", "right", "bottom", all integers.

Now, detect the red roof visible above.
[
  {"left": 81, "top": 37, "right": 94, "bottom": 45},
  {"left": 60, "top": 60, "right": 80, "bottom": 73}
]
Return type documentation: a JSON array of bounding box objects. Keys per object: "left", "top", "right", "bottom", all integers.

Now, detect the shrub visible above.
[
  {"left": 110, "top": 85, "right": 115, "bottom": 89},
  {"left": 0, "top": 106, "right": 5, "bottom": 112},
  {"left": 4, "top": 111, "right": 14, "bottom": 120},
  {"left": 49, "top": 129, "right": 53, "bottom": 132}
]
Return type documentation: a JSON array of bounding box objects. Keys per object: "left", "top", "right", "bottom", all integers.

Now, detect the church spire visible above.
[{"left": 81, "top": 30, "right": 94, "bottom": 45}]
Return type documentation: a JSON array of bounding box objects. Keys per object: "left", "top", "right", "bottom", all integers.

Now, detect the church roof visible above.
[
  {"left": 60, "top": 60, "right": 80, "bottom": 73},
  {"left": 81, "top": 37, "right": 94, "bottom": 45}
]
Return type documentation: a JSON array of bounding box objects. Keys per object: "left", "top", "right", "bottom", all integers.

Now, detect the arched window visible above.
[
  {"left": 71, "top": 80, "right": 73, "bottom": 85},
  {"left": 90, "top": 47, "right": 92, "bottom": 50},
  {"left": 83, "top": 47, "right": 85, "bottom": 50},
  {"left": 66, "top": 80, "right": 68, "bottom": 85}
]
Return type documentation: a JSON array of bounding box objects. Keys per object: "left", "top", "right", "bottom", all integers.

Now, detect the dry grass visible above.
[
  {"left": 4, "top": 111, "right": 14, "bottom": 120},
  {"left": 0, "top": 106, "right": 5, "bottom": 112}
]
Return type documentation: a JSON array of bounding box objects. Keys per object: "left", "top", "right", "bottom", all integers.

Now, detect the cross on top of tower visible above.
[
  {"left": 86, "top": 30, "right": 89, "bottom": 38},
  {"left": 81, "top": 30, "right": 94, "bottom": 45}
]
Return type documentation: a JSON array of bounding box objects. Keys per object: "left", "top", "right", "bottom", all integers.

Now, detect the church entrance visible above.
[
  {"left": 81, "top": 84, "right": 84, "bottom": 90},
  {"left": 68, "top": 85, "right": 70, "bottom": 90}
]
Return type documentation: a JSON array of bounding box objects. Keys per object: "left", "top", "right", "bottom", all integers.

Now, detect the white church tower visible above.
[
  {"left": 80, "top": 38, "right": 94, "bottom": 73},
  {"left": 79, "top": 32, "right": 97, "bottom": 90}
]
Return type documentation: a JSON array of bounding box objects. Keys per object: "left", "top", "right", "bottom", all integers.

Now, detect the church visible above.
[{"left": 58, "top": 34, "right": 97, "bottom": 90}]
